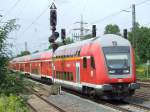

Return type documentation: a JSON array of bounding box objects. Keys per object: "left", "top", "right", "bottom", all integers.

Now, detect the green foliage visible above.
[
  {"left": 0, "top": 19, "right": 19, "bottom": 86},
  {"left": 33, "top": 50, "right": 39, "bottom": 53},
  {"left": 0, "top": 94, "right": 28, "bottom": 112},
  {"left": 0, "top": 72, "right": 26, "bottom": 95},
  {"left": 0, "top": 19, "right": 30, "bottom": 112},
  {"left": 104, "top": 24, "right": 121, "bottom": 35},
  {"left": 81, "top": 34, "right": 93, "bottom": 40},
  {"left": 136, "top": 64, "right": 150, "bottom": 80},
  {"left": 128, "top": 23, "right": 150, "bottom": 63},
  {"left": 17, "top": 50, "right": 30, "bottom": 57},
  {"left": 65, "top": 37, "right": 74, "bottom": 44},
  {"left": 0, "top": 19, "right": 19, "bottom": 56},
  {"left": 0, "top": 19, "right": 25, "bottom": 95}
]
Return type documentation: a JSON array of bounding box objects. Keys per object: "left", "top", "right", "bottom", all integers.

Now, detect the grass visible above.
[
  {"left": 0, "top": 71, "right": 31, "bottom": 112},
  {"left": 0, "top": 94, "right": 28, "bottom": 112},
  {"left": 136, "top": 64, "right": 150, "bottom": 81}
]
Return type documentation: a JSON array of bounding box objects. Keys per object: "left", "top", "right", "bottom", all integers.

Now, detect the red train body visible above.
[{"left": 10, "top": 34, "right": 140, "bottom": 99}]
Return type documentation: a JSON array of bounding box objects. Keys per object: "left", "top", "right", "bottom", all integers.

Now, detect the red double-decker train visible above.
[{"left": 10, "top": 34, "right": 140, "bottom": 99}]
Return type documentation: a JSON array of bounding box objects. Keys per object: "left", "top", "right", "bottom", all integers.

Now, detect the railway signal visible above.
[
  {"left": 50, "top": 2, "right": 57, "bottom": 28},
  {"left": 49, "top": 32, "right": 59, "bottom": 43},
  {"left": 51, "top": 43, "right": 58, "bottom": 51},
  {"left": 50, "top": 10, "right": 57, "bottom": 27},
  {"left": 123, "top": 29, "right": 128, "bottom": 39},
  {"left": 61, "top": 29, "right": 66, "bottom": 44},
  {"left": 49, "top": 2, "right": 59, "bottom": 52},
  {"left": 92, "top": 25, "right": 96, "bottom": 37}
]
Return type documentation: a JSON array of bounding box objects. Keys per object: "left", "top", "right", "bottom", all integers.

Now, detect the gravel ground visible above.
[
  {"left": 28, "top": 95, "right": 60, "bottom": 112},
  {"left": 47, "top": 91, "right": 118, "bottom": 112},
  {"left": 124, "top": 87, "right": 150, "bottom": 109}
]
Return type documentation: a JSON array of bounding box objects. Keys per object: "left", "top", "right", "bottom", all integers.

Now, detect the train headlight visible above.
[
  {"left": 123, "top": 70, "right": 129, "bottom": 73},
  {"left": 109, "top": 70, "right": 115, "bottom": 74}
]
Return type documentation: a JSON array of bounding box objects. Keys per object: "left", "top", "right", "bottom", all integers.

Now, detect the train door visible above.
[
  {"left": 90, "top": 56, "right": 96, "bottom": 83},
  {"left": 76, "top": 62, "right": 80, "bottom": 83}
]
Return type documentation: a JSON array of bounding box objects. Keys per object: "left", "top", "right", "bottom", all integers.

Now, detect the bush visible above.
[
  {"left": 0, "top": 94, "right": 28, "bottom": 112},
  {"left": 0, "top": 72, "right": 25, "bottom": 95}
]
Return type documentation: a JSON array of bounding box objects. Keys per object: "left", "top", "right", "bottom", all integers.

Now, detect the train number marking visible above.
[{"left": 112, "top": 41, "right": 117, "bottom": 46}]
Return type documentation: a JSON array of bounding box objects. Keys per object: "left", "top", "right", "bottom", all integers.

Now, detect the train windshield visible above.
[{"left": 103, "top": 46, "right": 130, "bottom": 75}]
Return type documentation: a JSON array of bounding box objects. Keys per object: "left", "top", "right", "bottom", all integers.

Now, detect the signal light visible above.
[
  {"left": 52, "top": 43, "right": 58, "bottom": 52},
  {"left": 49, "top": 35, "right": 55, "bottom": 43},
  {"left": 123, "top": 29, "right": 128, "bottom": 39},
  {"left": 54, "top": 32, "right": 59, "bottom": 38},
  {"left": 50, "top": 10, "right": 57, "bottom": 26},
  {"left": 49, "top": 32, "right": 59, "bottom": 43},
  {"left": 51, "top": 26, "right": 56, "bottom": 31},
  {"left": 92, "top": 25, "right": 96, "bottom": 37},
  {"left": 61, "top": 29, "right": 66, "bottom": 40}
]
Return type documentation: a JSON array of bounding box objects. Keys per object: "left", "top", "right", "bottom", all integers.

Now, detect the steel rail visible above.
[{"left": 25, "top": 87, "right": 66, "bottom": 112}]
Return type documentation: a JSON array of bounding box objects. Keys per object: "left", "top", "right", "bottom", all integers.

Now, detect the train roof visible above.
[
  {"left": 56, "top": 34, "right": 130, "bottom": 50},
  {"left": 12, "top": 34, "right": 131, "bottom": 62},
  {"left": 12, "top": 50, "right": 52, "bottom": 62}
]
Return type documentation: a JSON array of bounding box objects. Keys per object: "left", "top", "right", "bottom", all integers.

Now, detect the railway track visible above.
[
  {"left": 26, "top": 77, "right": 150, "bottom": 112},
  {"left": 128, "top": 103, "right": 150, "bottom": 111},
  {"left": 138, "top": 81, "right": 150, "bottom": 88},
  {"left": 134, "top": 91, "right": 150, "bottom": 100},
  {"left": 101, "top": 101, "right": 150, "bottom": 112},
  {"left": 25, "top": 86, "right": 66, "bottom": 112},
  {"left": 64, "top": 88, "right": 150, "bottom": 112}
]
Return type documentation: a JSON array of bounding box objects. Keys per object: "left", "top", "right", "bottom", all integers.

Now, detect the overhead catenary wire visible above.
[
  {"left": 20, "top": 0, "right": 150, "bottom": 38},
  {"left": 0, "top": 0, "right": 21, "bottom": 22},
  {"left": 87, "top": 0, "right": 150, "bottom": 26},
  {"left": 21, "top": 6, "right": 49, "bottom": 35}
]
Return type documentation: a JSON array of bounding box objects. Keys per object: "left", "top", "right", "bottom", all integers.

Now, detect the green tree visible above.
[
  {"left": 0, "top": 19, "right": 18, "bottom": 81},
  {"left": 17, "top": 51, "right": 30, "bottom": 57},
  {"left": 0, "top": 19, "right": 18, "bottom": 93},
  {"left": 104, "top": 24, "right": 121, "bottom": 35},
  {"left": 33, "top": 50, "right": 39, "bottom": 53},
  {"left": 128, "top": 24, "right": 150, "bottom": 63}
]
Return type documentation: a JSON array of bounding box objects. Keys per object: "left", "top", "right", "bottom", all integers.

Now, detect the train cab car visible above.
[{"left": 81, "top": 34, "right": 140, "bottom": 99}]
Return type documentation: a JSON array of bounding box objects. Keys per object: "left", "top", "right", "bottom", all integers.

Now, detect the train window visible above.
[
  {"left": 67, "top": 72, "right": 70, "bottom": 80},
  {"left": 58, "top": 72, "right": 59, "bottom": 79},
  {"left": 68, "top": 72, "right": 70, "bottom": 81},
  {"left": 55, "top": 72, "right": 57, "bottom": 78},
  {"left": 62, "top": 72, "right": 64, "bottom": 80},
  {"left": 59, "top": 72, "right": 61, "bottom": 79},
  {"left": 91, "top": 56, "right": 95, "bottom": 69},
  {"left": 77, "top": 50, "right": 80, "bottom": 56},
  {"left": 64, "top": 72, "right": 67, "bottom": 80},
  {"left": 57, "top": 72, "right": 59, "bottom": 78},
  {"left": 70, "top": 73, "right": 73, "bottom": 81},
  {"left": 60, "top": 72, "right": 62, "bottom": 79},
  {"left": 66, "top": 72, "right": 68, "bottom": 80},
  {"left": 83, "top": 57, "right": 87, "bottom": 68},
  {"left": 56, "top": 72, "right": 57, "bottom": 78}
]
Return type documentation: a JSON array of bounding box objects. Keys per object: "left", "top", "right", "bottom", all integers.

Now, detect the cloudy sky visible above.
[{"left": 0, "top": 0, "right": 150, "bottom": 55}]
